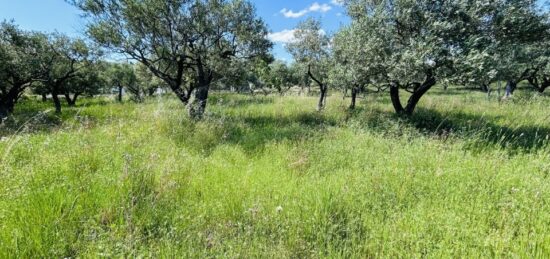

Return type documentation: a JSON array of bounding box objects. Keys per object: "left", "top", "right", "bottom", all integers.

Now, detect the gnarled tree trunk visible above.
[
  {"left": 389, "top": 72, "right": 436, "bottom": 116},
  {"left": 308, "top": 64, "right": 327, "bottom": 111},
  {"left": 389, "top": 83, "right": 405, "bottom": 114},
  {"left": 51, "top": 83, "right": 62, "bottom": 113},
  {"left": 0, "top": 84, "right": 26, "bottom": 123},
  {"left": 170, "top": 83, "right": 193, "bottom": 104},
  {"left": 527, "top": 74, "right": 550, "bottom": 94},
  {"left": 64, "top": 93, "right": 80, "bottom": 106},
  {"left": 52, "top": 94, "right": 62, "bottom": 114},
  {"left": 188, "top": 84, "right": 209, "bottom": 119},
  {"left": 188, "top": 66, "right": 212, "bottom": 119}
]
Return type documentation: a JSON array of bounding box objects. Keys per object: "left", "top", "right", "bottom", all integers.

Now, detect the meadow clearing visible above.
[{"left": 0, "top": 89, "right": 549, "bottom": 257}]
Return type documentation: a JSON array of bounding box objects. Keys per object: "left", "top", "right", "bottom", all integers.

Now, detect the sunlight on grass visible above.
[{"left": 0, "top": 90, "right": 549, "bottom": 257}]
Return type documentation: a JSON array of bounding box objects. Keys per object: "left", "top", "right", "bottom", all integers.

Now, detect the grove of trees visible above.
[{"left": 1, "top": 0, "right": 549, "bottom": 123}]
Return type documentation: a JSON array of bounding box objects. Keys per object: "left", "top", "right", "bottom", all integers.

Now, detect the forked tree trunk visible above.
[
  {"left": 389, "top": 83, "right": 405, "bottom": 114},
  {"left": 174, "top": 85, "right": 194, "bottom": 104},
  {"left": 527, "top": 76, "right": 550, "bottom": 94},
  {"left": 389, "top": 74, "right": 436, "bottom": 116},
  {"left": 64, "top": 93, "right": 80, "bottom": 106}
]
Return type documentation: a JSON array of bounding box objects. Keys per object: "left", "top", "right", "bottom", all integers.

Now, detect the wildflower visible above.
[{"left": 275, "top": 205, "right": 283, "bottom": 213}]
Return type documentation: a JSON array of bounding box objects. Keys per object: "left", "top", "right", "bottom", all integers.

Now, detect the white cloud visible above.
[
  {"left": 268, "top": 29, "right": 297, "bottom": 43},
  {"left": 308, "top": 3, "right": 332, "bottom": 12},
  {"left": 280, "top": 8, "right": 309, "bottom": 18},
  {"left": 268, "top": 29, "right": 326, "bottom": 44},
  {"left": 331, "top": 0, "right": 344, "bottom": 6},
  {"left": 280, "top": 2, "right": 332, "bottom": 18}
]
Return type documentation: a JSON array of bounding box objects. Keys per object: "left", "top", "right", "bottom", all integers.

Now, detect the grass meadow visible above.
[{"left": 0, "top": 89, "right": 549, "bottom": 257}]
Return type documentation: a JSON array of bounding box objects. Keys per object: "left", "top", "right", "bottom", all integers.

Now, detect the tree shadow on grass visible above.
[
  {"left": 168, "top": 99, "right": 549, "bottom": 156},
  {"left": 0, "top": 98, "right": 107, "bottom": 136},
  {"left": 407, "top": 107, "right": 550, "bottom": 153},
  {"left": 0, "top": 109, "right": 97, "bottom": 137}
]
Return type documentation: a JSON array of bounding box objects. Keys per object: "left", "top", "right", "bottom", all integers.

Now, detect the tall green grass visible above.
[{"left": 0, "top": 90, "right": 549, "bottom": 257}]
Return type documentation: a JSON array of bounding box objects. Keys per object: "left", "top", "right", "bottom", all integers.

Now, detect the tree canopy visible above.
[
  {"left": 72, "top": 0, "right": 272, "bottom": 118},
  {"left": 287, "top": 17, "right": 331, "bottom": 110},
  {"left": 0, "top": 22, "right": 48, "bottom": 122}
]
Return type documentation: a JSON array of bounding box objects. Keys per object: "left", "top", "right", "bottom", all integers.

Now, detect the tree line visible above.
[
  {"left": 1, "top": 0, "right": 549, "bottom": 123},
  {"left": 291, "top": 0, "right": 550, "bottom": 114},
  {"left": 0, "top": 22, "right": 171, "bottom": 123}
]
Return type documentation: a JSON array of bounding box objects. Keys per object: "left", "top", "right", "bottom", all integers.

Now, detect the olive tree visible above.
[
  {"left": 62, "top": 63, "right": 105, "bottom": 106},
  {"left": 134, "top": 63, "right": 168, "bottom": 97},
  {"left": 72, "top": 0, "right": 272, "bottom": 118},
  {"left": 257, "top": 60, "right": 296, "bottom": 95},
  {"left": 345, "top": 0, "right": 478, "bottom": 116},
  {"left": 454, "top": 0, "right": 550, "bottom": 97},
  {"left": 40, "top": 34, "right": 97, "bottom": 113},
  {"left": 495, "top": 0, "right": 549, "bottom": 97},
  {"left": 526, "top": 53, "right": 550, "bottom": 93},
  {"left": 331, "top": 23, "right": 385, "bottom": 109},
  {"left": 286, "top": 18, "right": 331, "bottom": 111},
  {"left": 106, "top": 63, "right": 137, "bottom": 102},
  {"left": 0, "top": 22, "right": 47, "bottom": 122}
]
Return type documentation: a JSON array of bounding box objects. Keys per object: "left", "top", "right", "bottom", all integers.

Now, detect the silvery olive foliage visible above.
[
  {"left": 340, "top": 0, "right": 549, "bottom": 114},
  {"left": 286, "top": 17, "right": 331, "bottom": 110},
  {"left": 0, "top": 22, "right": 48, "bottom": 122},
  {"left": 343, "top": 0, "right": 480, "bottom": 115},
  {"left": 72, "top": 0, "right": 272, "bottom": 118},
  {"left": 257, "top": 60, "right": 297, "bottom": 95},
  {"left": 39, "top": 33, "right": 99, "bottom": 113}
]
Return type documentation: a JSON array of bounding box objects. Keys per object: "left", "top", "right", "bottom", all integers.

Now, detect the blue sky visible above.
[{"left": 0, "top": 0, "right": 349, "bottom": 61}]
